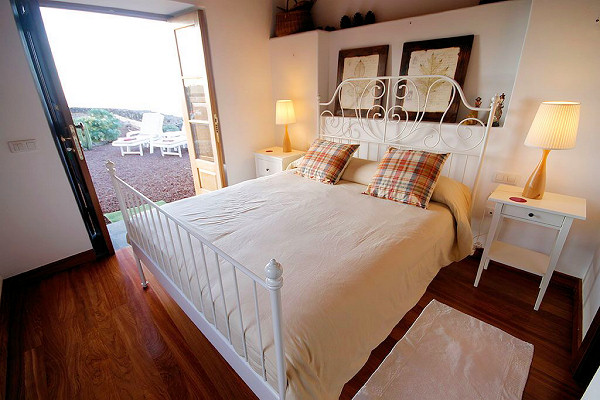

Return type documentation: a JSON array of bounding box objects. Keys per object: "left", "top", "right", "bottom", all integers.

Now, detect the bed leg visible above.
[{"left": 134, "top": 253, "right": 149, "bottom": 289}]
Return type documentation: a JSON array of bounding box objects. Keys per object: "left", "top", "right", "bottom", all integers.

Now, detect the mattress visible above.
[{"left": 130, "top": 171, "right": 472, "bottom": 399}]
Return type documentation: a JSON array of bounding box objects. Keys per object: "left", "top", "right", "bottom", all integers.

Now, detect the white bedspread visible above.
[{"left": 146, "top": 171, "right": 472, "bottom": 399}]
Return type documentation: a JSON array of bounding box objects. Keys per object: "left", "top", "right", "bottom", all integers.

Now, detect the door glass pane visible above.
[
  {"left": 191, "top": 122, "right": 213, "bottom": 161},
  {"left": 175, "top": 25, "right": 206, "bottom": 77},
  {"left": 184, "top": 79, "right": 208, "bottom": 121}
]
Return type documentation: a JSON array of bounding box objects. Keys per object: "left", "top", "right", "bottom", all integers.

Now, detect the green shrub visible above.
[
  {"left": 74, "top": 109, "right": 122, "bottom": 143},
  {"left": 163, "top": 123, "right": 181, "bottom": 132}
]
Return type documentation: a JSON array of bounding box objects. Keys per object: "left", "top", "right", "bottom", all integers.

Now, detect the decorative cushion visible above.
[
  {"left": 295, "top": 139, "right": 359, "bottom": 184},
  {"left": 363, "top": 148, "right": 449, "bottom": 208}
]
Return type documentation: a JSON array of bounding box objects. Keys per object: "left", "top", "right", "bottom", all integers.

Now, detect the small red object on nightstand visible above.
[
  {"left": 509, "top": 196, "right": 527, "bottom": 203},
  {"left": 266, "top": 150, "right": 273, "bottom": 152}
]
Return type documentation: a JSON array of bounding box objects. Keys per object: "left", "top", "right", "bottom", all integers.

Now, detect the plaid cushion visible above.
[
  {"left": 364, "top": 148, "right": 449, "bottom": 208},
  {"left": 295, "top": 139, "right": 359, "bottom": 184}
]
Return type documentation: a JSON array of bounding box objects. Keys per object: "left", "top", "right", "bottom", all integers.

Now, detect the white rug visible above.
[{"left": 353, "top": 300, "right": 534, "bottom": 400}]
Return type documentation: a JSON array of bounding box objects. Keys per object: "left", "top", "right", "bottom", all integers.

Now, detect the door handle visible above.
[
  {"left": 213, "top": 113, "right": 220, "bottom": 143},
  {"left": 68, "top": 125, "right": 85, "bottom": 161}
]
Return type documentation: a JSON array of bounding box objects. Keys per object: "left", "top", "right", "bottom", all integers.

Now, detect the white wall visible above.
[
  {"left": 269, "top": 30, "right": 329, "bottom": 150},
  {"left": 0, "top": 1, "right": 93, "bottom": 278},
  {"left": 274, "top": 0, "right": 479, "bottom": 30},
  {"left": 180, "top": 0, "right": 275, "bottom": 184},
  {"left": 478, "top": 0, "right": 600, "bottom": 279}
]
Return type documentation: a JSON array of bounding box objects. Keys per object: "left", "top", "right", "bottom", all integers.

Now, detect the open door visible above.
[
  {"left": 170, "top": 10, "right": 226, "bottom": 194},
  {"left": 11, "top": 0, "right": 113, "bottom": 257}
]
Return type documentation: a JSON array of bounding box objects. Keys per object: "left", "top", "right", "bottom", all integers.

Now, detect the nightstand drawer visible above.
[
  {"left": 255, "top": 158, "right": 281, "bottom": 177},
  {"left": 502, "top": 204, "right": 564, "bottom": 227}
]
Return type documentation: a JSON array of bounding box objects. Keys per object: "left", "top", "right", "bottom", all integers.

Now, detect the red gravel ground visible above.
[{"left": 84, "top": 142, "right": 195, "bottom": 215}]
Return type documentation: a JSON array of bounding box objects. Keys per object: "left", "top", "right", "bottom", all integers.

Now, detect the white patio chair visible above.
[
  {"left": 126, "top": 113, "right": 165, "bottom": 153},
  {"left": 111, "top": 135, "right": 151, "bottom": 156}
]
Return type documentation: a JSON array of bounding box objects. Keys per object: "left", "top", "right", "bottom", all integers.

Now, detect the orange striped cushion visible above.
[
  {"left": 295, "top": 139, "right": 359, "bottom": 184},
  {"left": 364, "top": 148, "right": 449, "bottom": 208}
]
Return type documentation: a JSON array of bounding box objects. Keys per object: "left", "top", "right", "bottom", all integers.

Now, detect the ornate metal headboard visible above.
[{"left": 318, "top": 75, "right": 500, "bottom": 209}]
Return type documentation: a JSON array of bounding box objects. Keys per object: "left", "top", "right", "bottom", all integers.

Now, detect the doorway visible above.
[
  {"left": 40, "top": 7, "right": 195, "bottom": 250},
  {"left": 13, "top": 0, "right": 226, "bottom": 254}
]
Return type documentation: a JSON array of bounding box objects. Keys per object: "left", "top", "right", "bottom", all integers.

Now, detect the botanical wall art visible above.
[
  {"left": 397, "top": 35, "right": 474, "bottom": 122},
  {"left": 335, "top": 45, "right": 389, "bottom": 117}
]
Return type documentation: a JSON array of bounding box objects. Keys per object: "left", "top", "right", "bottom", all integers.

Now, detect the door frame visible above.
[{"left": 11, "top": 0, "right": 113, "bottom": 257}]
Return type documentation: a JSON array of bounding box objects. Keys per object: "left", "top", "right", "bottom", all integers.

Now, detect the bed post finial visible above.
[
  {"left": 265, "top": 259, "right": 283, "bottom": 289},
  {"left": 106, "top": 160, "right": 116, "bottom": 176}
]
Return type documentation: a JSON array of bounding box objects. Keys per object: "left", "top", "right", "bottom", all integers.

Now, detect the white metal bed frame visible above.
[
  {"left": 107, "top": 75, "right": 499, "bottom": 400},
  {"left": 318, "top": 75, "right": 500, "bottom": 205}
]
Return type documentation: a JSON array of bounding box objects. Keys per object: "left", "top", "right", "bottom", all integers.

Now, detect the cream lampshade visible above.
[
  {"left": 522, "top": 101, "right": 580, "bottom": 199},
  {"left": 276, "top": 100, "right": 296, "bottom": 152}
]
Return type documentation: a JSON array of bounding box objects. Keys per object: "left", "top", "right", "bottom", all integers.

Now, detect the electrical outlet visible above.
[{"left": 493, "top": 171, "right": 520, "bottom": 185}]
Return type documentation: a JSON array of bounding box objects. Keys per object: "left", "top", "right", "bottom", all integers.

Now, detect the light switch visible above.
[
  {"left": 493, "top": 172, "right": 506, "bottom": 183},
  {"left": 8, "top": 139, "right": 37, "bottom": 153},
  {"left": 493, "top": 171, "right": 520, "bottom": 185}
]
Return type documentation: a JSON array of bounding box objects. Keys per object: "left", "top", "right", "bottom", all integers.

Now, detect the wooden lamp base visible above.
[
  {"left": 282, "top": 124, "right": 292, "bottom": 152},
  {"left": 522, "top": 149, "right": 550, "bottom": 200}
]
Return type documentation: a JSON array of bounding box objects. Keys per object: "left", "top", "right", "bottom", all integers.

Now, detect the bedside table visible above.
[
  {"left": 255, "top": 147, "right": 304, "bottom": 178},
  {"left": 474, "top": 184, "right": 586, "bottom": 310}
]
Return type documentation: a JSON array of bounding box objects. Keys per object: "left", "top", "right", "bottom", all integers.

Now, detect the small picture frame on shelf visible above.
[
  {"left": 335, "top": 45, "right": 389, "bottom": 117},
  {"left": 396, "top": 35, "right": 474, "bottom": 122}
]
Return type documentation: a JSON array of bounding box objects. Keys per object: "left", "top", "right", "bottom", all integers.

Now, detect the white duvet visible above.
[{"left": 141, "top": 171, "right": 472, "bottom": 399}]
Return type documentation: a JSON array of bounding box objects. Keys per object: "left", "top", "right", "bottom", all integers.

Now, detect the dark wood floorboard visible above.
[{"left": 5, "top": 249, "right": 584, "bottom": 399}]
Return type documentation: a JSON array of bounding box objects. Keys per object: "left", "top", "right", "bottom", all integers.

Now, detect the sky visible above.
[{"left": 41, "top": 8, "right": 183, "bottom": 117}]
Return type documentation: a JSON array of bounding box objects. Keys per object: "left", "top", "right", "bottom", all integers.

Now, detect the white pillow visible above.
[
  {"left": 286, "top": 156, "right": 304, "bottom": 170},
  {"left": 340, "top": 157, "right": 379, "bottom": 185}
]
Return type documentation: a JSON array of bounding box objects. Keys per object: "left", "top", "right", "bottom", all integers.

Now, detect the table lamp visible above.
[
  {"left": 276, "top": 100, "right": 296, "bottom": 153},
  {"left": 522, "top": 101, "right": 580, "bottom": 199}
]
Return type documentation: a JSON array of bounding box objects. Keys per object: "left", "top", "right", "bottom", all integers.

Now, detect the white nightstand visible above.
[
  {"left": 475, "top": 184, "right": 586, "bottom": 310},
  {"left": 255, "top": 147, "right": 304, "bottom": 178}
]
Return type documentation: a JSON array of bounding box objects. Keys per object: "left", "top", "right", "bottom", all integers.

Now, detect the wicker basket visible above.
[{"left": 275, "top": 10, "right": 313, "bottom": 37}]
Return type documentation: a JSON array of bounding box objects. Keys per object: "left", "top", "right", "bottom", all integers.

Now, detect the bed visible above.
[{"left": 107, "top": 75, "right": 501, "bottom": 400}]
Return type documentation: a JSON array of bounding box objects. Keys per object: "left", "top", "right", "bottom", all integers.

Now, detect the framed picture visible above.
[
  {"left": 396, "top": 35, "right": 474, "bottom": 122},
  {"left": 335, "top": 45, "right": 389, "bottom": 117}
]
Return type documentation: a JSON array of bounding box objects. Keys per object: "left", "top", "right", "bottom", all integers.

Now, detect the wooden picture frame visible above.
[
  {"left": 335, "top": 45, "right": 389, "bottom": 117},
  {"left": 396, "top": 35, "right": 474, "bottom": 122}
]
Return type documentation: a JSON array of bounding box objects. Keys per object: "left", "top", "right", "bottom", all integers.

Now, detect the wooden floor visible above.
[{"left": 3, "top": 248, "right": 584, "bottom": 399}]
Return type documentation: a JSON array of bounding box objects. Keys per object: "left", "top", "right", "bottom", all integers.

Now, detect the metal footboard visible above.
[{"left": 106, "top": 161, "right": 287, "bottom": 399}]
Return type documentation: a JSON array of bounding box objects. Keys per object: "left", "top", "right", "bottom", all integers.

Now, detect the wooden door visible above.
[
  {"left": 12, "top": 0, "right": 113, "bottom": 256},
  {"left": 170, "top": 10, "right": 225, "bottom": 194}
]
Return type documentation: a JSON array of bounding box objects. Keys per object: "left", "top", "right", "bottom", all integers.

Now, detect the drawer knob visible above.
[
  {"left": 266, "top": 168, "right": 270, "bottom": 171},
  {"left": 528, "top": 212, "right": 534, "bottom": 217}
]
